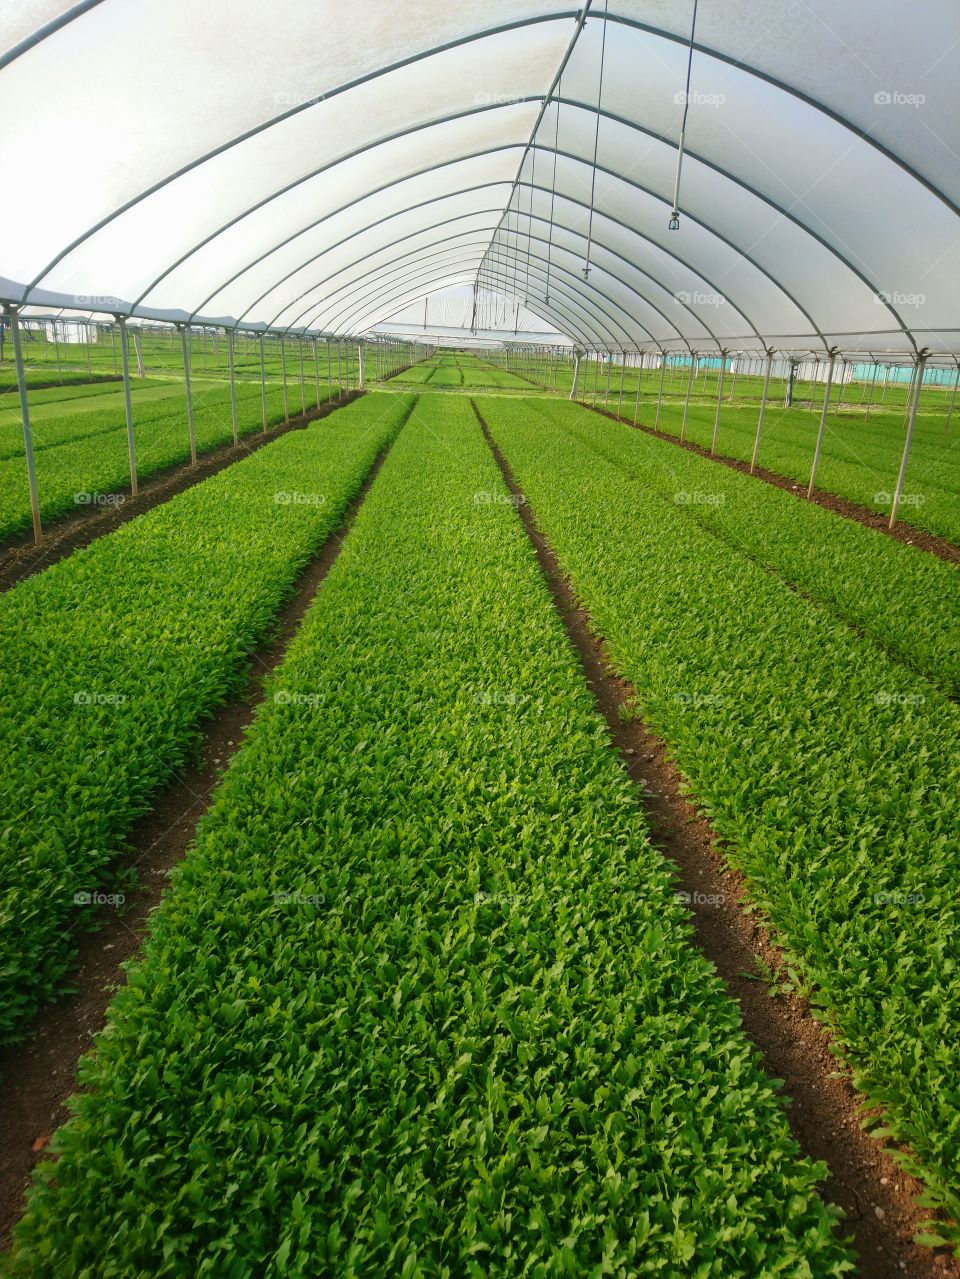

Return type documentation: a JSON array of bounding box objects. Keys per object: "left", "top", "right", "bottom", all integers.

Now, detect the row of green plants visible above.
[
  {"left": 480, "top": 395, "right": 960, "bottom": 1253},
  {"left": 6, "top": 393, "right": 854, "bottom": 1277},
  {"left": 533, "top": 399, "right": 960, "bottom": 697},
  {"left": 0, "top": 393, "right": 413, "bottom": 1046},
  {"left": 0, "top": 378, "right": 340, "bottom": 541}
]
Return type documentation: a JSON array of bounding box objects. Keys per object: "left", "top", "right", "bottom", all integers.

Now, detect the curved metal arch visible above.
[
  {"left": 507, "top": 179, "right": 761, "bottom": 347},
  {"left": 258, "top": 212, "right": 506, "bottom": 327},
  {"left": 478, "top": 258, "right": 621, "bottom": 351},
  {"left": 293, "top": 234, "right": 645, "bottom": 350},
  {"left": 0, "top": 0, "right": 105, "bottom": 73},
  {"left": 544, "top": 97, "right": 913, "bottom": 350},
  {"left": 124, "top": 98, "right": 879, "bottom": 352},
  {"left": 338, "top": 267, "right": 594, "bottom": 348},
  {"left": 24, "top": 10, "right": 580, "bottom": 295},
  {"left": 312, "top": 241, "right": 629, "bottom": 349},
  {"left": 603, "top": 9, "right": 960, "bottom": 222},
  {"left": 259, "top": 197, "right": 693, "bottom": 348},
  {"left": 189, "top": 177, "right": 517, "bottom": 322},
  {"left": 313, "top": 250, "right": 604, "bottom": 347}
]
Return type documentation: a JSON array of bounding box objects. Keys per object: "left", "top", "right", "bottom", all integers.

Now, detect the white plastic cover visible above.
[{"left": 1, "top": 1, "right": 957, "bottom": 354}]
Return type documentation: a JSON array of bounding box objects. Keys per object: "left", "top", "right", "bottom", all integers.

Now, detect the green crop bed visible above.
[
  {"left": 0, "top": 378, "right": 336, "bottom": 541},
  {"left": 479, "top": 394, "right": 960, "bottom": 1251},
  {"left": 527, "top": 398, "right": 960, "bottom": 697},
  {"left": 0, "top": 393, "right": 412, "bottom": 1046},
  {"left": 5, "top": 393, "right": 853, "bottom": 1278}
]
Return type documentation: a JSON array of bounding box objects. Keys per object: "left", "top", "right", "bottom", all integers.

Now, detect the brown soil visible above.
[
  {"left": 476, "top": 405, "right": 960, "bottom": 1279},
  {"left": 0, "top": 392, "right": 363, "bottom": 591},
  {"left": 588, "top": 402, "right": 960, "bottom": 566},
  {"left": 0, "top": 422, "right": 397, "bottom": 1246}
]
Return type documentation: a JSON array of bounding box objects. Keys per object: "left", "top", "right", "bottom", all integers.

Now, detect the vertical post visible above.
[
  {"left": 280, "top": 337, "right": 289, "bottom": 422},
  {"left": 632, "top": 352, "right": 645, "bottom": 425},
  {"left": 654, "top": 355, "right": 667, "bottom": 428},
  {"left": 946, "top": 364, "right": 959, "bottom": 433},
  {"left": 806, "top": 351, "right": 837, "bottom": 498},
  {"left": 7, "top": 307, "right": 43, "bottom": 545},
  {"left": 111, "top": 323, "right": 118, "bottom": 373},
  {"left": 52, "top": 318, "right": 63, "bottom": 384},
  {"left": 336, "top": 342, "right": 342, "bottom": 398},
  {"left": 603, "top": 353, "right": 612, "bottom": 406},
  {"left": 327, "top": 337, "right": 333, "bottom": 403},
  {"left": 259, "top": 333, "right": 268, "bottom": 432},
  {"left": 117, "top": 317, "right": 139, "bottom": 495},
  {"left": 358, "top": 343, "right": 365, "bottom": 390},
  {"left": 313, "top": 337, "right": 321, "bottom": 408},
  {"left": 864, "top": 361, "right": 880, "bottom": 418},
  {"left": 86, "top": 321, "right": 92, "bottom": 376},
  {"left": 616, "top": 352, "right": 625, "bottom": 415},
  {"left": 750, "top": 351, "right": 774, "bottom": 473},
  {"left": 180, "top": 326, "right": 198, "bottom": 466},
  {"left": 298, "top": 337, "right": 306, "bottom": 415},
  {"left": 592, "top": 353, "right": 600, "bottom": 405},
  {"left": 889, "top": 353, "right": 928, "bottom": 529},
  {"left": 133, "top": 328, "right": 145, "bottom": 378},
  {"left": 710, "top": 352, "right": 727, "bottom": 455},
  {"left": 227, "top": 328, "right": 239, "bottom": 447},
  {"left": 569, "top": 351, "right": 580, "bottom": 399},
  {"left": 680, "top": 355, "right": 696, "bottom": 441}
]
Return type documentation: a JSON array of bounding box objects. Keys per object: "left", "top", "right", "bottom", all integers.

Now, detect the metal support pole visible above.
[
  {"left": 616, "top": 352, "right": 626, "bottom": 416},
  {"left": 604, "top": 354, "right": 612, "bottom": 407},
  {"left": 336, "top": 342, "right": 342, "bottom": 398},
  {"left": 680, "top": 355, "right": 696, "bottom": 442},
  {"left": 259, "top": 333, "right": 268, "bottom": 432},
  {"left": 655, "top": 356, "right": 667, "bottom": 428},
  {"left": 327, "top": 338, "right": 333, "bottom": 403},
  {"left": 946, "top": 365, "right": 960, "bottom": 432},
  {"left": 632, "top": 352, "right": 645, "bottom": 424},
  {"left": 133, "top": 328, "right": 145, "bottom": 378},
  {"left": 297, "top": 338, "right": 306, "bottom": 415},
  {"left": 806, "top": 352, "right": 837, "bottom": 498},
  {"left": 358, "top": 343, "right": 365, "bottom": 390},
  {"left": 750, "top": 352, "right": 774, "bottom": 473},
  {"left": 313, "top": 337, "right": 321, "bottom": 408},
  {"left": 180, "top": 326, "right": 198, "bottom": 467},
  {"left": 7, "top": 307, "right": 43, "bottom": 544},
  {"left": 710, "top": 353, "right": 727, "bottom": 455},
  {"left": 117, "top": 318, "right": 138, "bottom": 495},
  {"left": 280, "top": 338, "right": 289, "bottom": 422},
  {"left": 569, "top": 351, "right": 580, "bottom": 399},
  {"left": 52, "top": 318, "right": 63, "bottom": 384},
  {"left": 227, "top": 329, "right": 239, "bottom": 447},
  {"left": 864, "top": 361, "right": 880, "bottom": 418},
  {"left": 889, "top": 353, "right": 928, "bottom": 529}
]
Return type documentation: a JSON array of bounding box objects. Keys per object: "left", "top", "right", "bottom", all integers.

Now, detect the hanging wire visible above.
[
  {"left": 545, "top": 78, "right": 562, "bottom": 303},
  {"left": 669, "top": 0, "right": 699, "bottom": 230},
  {"left": 525, "top": 142, "right": 536, "bottom": 303},
  {"left": 583, "top": 0, "right": 609, "bottom": 278}
]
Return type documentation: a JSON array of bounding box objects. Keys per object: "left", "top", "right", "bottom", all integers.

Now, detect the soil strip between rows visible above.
[
  {"left": 0, "top": 391, "right": 363, "bottom": 592},
  {"left": 0, "top": 405, "right": 410, "bottom": 1245},
  {"left": 475, "top": 402, "right": 960, "bottom": 1279}
]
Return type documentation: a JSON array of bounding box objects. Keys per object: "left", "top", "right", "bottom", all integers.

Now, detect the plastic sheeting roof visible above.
[{"left": 1, "top": 0, "right": 957, "bottom": 355}]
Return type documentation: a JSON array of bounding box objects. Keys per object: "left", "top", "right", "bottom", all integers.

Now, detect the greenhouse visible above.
[{"left": 0, "top": 2, "right": 958, "bottom": 1276}]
